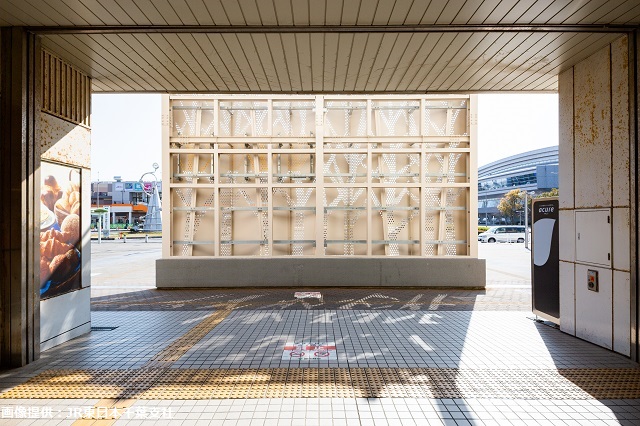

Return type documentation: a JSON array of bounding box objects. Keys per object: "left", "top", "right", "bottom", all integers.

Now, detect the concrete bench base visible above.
[{"left": 156, "top": 257, "right": 486, "bottom": 288}]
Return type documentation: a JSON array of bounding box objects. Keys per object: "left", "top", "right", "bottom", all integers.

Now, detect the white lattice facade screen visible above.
[{"left": 162, "top": 95, "right": 478, "bottom": 258}]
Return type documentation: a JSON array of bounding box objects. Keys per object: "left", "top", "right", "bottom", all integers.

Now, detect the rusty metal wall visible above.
[{"left": 558, "top": 35, "right": 636, "bottom": 360}]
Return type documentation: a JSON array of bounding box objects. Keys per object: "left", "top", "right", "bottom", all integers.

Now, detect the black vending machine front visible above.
[{"left": 531, "top": 197, "right": 559, "bottom": 323}]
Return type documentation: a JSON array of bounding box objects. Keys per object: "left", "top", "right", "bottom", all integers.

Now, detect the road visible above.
[
  {"left": 479, "top": 241, "right": 531, "bottom": 288},
  {"left": 90, "top": 239, "right": 532, "bottom": 296},
  {"left": 90, "top": 239, "right": 160, "bottom": 297}
]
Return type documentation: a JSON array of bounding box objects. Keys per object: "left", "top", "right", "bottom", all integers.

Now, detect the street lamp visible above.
[
  {"left": 139, "top": 163, "right": 162, "bottom": 232},
  {"left": 524, "top": 191, "right": 535, "bottom": 249}
]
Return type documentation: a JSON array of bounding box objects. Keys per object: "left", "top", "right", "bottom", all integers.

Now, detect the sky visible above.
[
  {"left": 476, "top": 93, "right": 558, "bottom": 166},
  {"left": 90, "top": 93, "right": 559, "bottom": 181},
  {"left": 91, "top": 94, "right": 162, "bottom": 182}
]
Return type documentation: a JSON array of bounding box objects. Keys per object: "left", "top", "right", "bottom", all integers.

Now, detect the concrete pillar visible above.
[
  {"left": 558, "top": 34, "right": 639, "bottom": 362},
  {"left": 632, "top": 30, "right": 640, "bottom": 362},
  {"left": 0, "top": 28, "right": 41, "bottom": 368}
]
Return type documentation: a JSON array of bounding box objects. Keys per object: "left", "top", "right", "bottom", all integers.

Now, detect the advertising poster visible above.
[
  {"left": 114, "top": 182, "right": 124, "bottom": 192},
  {"left": 531, "top": 197, "right": 559, "bottom": 323},
  {"left": 40, "top": 162, "right": 82, "bottom": 299}
]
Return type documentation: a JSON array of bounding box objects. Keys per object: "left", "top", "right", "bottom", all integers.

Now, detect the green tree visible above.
[
  {"left": 524, "top": 188, "right": 559, "bottom": 223},
  {"left": 536, "top": 188, "right": 559, "bottom": 198},
  {"left": 497, "top": 189, "right": 525, "bottom": 224}
]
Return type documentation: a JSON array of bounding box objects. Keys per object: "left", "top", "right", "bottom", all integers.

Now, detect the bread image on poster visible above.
[{"left": 40, "top": 162, "right": 81, "bottom": 299}]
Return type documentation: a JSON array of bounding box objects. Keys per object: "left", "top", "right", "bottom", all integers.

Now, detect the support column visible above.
[
  {"left": 631, "top": 30, "right": 639, "bottom": 363},
  {"left": 0, "top": 28, "right": 41, "bottom": 368}
]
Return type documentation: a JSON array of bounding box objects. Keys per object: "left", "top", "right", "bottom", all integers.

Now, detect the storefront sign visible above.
[{"left": 124, "top": 182, "right": 144, "bottom": 192}]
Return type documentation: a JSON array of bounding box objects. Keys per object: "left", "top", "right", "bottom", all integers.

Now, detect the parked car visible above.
[{"left": 478, "top": 225, "right": 527, "bottom": 243}]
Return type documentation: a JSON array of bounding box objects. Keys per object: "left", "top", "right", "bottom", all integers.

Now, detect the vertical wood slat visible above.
[
  {"left": 40, "top": 49, "right": 91, "bottom": 127},
  {"left": 49, "top": 53, "right": 55, "bottom": 112},
  {"left": 66, "top": 63, "right": 71, "bottom": 119},
  {"left": 85, "top": 74, "right": 90, "bottom": 127},
  {"left": 61, "top": 63, "right": 66, "bottom": 117},
  {"left": 54, "top": 58, "right": 59, "bottom": 115}
]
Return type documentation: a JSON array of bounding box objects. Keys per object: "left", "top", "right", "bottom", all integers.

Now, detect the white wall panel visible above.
[
  {"left": 559, "top": 210, "right": 575, "bottom": 263},
  {"left": 573, "top": 46, "right": 611, "bottom": 209},
  {"left": 613, "top": 207, "right": 631, "bottom": 272},
  {"left": 575, "top": 209, "right": 611, "bottom": 268},
  {"left": 559, "top": 261, "right": 576, "bottom": 335},
  {"left": 575, "top": 264, "right": 612, "bottom": 349},
  {"left": 613, "top": 270, "right": 631, "bottom": 356},
  {"left": 611, "top": 35, "right": 631, "bottom": 208},
  {"left": 558, "top": 68, "right": 574, "bottom": 209},
  {"left": 40, "top": 287, "right": 91, "bottom": 350}
]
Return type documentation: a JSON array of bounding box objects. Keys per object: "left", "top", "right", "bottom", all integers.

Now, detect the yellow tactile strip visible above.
[
  {"left": 142, "top": 307, "right": 234, "bottom": 368},
  {"left": 2, "top": 368, "right": 640, "bottom": 400}
]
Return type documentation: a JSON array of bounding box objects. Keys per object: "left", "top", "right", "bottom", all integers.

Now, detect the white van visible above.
[{"left": 478, "top": 225, "right": 527, "bottom": 243}]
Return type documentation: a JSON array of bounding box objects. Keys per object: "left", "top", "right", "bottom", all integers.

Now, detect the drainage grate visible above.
[{"left": 90, "top": 326, "right": 119, "bottom": 331}]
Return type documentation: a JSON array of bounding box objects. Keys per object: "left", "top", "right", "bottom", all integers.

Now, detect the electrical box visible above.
[
  {"left": 575, "top": 209, "right": 611, "bottom": 267},
  {"left": 587, "top": 269, "right": 599, "bottom": 292}
]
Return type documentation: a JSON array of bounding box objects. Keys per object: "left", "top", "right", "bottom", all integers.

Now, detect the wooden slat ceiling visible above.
[{"left": 2, "top": 0, "right": 640, "bottom": 93}]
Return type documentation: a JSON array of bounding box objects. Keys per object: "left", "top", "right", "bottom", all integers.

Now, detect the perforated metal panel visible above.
[{"left": 164, "top": 95, "right": 476, "bottom": 257}]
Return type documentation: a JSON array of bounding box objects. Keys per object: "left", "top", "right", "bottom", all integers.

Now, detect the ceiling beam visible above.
[{"left": 29, "top": 24, "right": 639, "bottom": 36}]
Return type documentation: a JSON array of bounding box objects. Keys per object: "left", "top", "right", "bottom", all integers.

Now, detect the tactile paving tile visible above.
[
  {"left": 142, "top": 308, "right": 234, "bottom": 368},
  {"left": 3, "top": 368, "right": 640, "bottom": 400}
]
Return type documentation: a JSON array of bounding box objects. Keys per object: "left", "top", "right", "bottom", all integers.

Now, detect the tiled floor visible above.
[
  {"left": 178, "top": 310, "right": 636, "bottom": 369},
  {"left": 0, "top": 397, "right": 639, "bottom": 425},
  {"left": 90, "top": 288, "right": 533, "bottom": 312},
  {"left": 0, "top": 288, "right": 639, "bottom": 425}
]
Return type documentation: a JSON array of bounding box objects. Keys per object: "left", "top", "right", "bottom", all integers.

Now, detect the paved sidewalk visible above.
[{"left": 0, "top": 243, "right": 638, "bottom": 425}]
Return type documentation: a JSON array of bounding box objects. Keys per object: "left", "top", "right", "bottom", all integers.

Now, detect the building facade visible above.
[
  {"left": 478, "top": 146, "right": 558, "bottom": 224},
  {"left": 91, "top": 179, "right": 163, "bottom": 228},
  {"left": 157, "top": 94, "right": 484, "bottom": 287}
]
